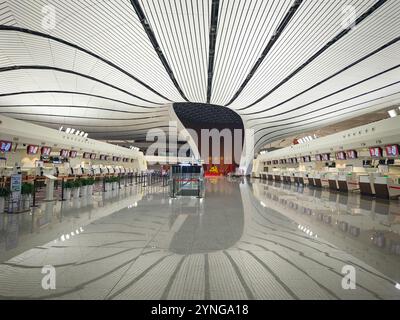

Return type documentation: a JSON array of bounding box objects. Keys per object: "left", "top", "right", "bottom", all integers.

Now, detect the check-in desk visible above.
[
  {"left": 338, "top": 172, "right": 360, "bottom": 191},
  {"left": 359, "top": 175, "right": 375, "bottom": 196},
  {"left": 374, "top": 176, "right": 390, "bottom": 199},
  {"left": 299, "top": 172, "right": 308, "bottom": 185},
  {"left": 267, "top": 173, "right": 273, "bottom": 181},
  {"left": 273, "top": 171, "right": 282, "bottom": 182},
  {"left": 282, "top": 172, "right": 292, "bottom": 184},
  {"left": 321, "top": 173, "right": 330, "bottom": 188},
  {"left": 388, "top": 176, "right": 400, "bottom": 199},
  {"left": 308, "top": 173, "right": 315, "bottom": 187},
  {"left": 260, "top": 172, "right": 267, "bottom": 180},
  {"left": 313, "top": 173, "right": 322, "bottom": 188},
  {"left": 327, "top": 173, "right": 338, "bottom": 191}
]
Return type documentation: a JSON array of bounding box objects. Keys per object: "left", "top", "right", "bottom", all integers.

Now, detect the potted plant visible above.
[
  {"left": 72, "top": 179, "right": 82, "bottom": 198},
  {"left": 0, "top": 187, "right": 10, "bottom": 213},
  {"left": 112, "top": 176, "right": 120, "bottom": 191},
  {"left": 86, "top": 177, "right": 95, "bottom": 196},
  {"left": 21, "top": 182, "right": 34, "bottom": 210},
  {"left": 104, "top": 177, "right": 112, "bottom": 192},
  {"left": 80, "top": 179, "right": 88, "bottom": 197},
  {"left": 63, "top": 181, "right": 73, "bottom": 200}
]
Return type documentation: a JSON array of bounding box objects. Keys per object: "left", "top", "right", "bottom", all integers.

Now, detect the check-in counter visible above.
[
  {"left": 299, "top": 172, "right": 308, "bottom": 186},
  {"left": 359, "top": 174, "right": 375, "bottom": 196},
  {"left": 267, "top": 173, "right": 273, "bottom": 181},
  {"left": 293, "top": 172, "right": 299, "bottom": 184},
  {"left": 337, "top": 172, "right": 360, "bottom": 192},
  {"left": 260, "top": 172, "right": 267, "bottom": 180},
  {"left": 328, "top": 173, "right": 338, "bottom": 191},
  {"left": 374, "top": 176, "right": 390, "bottom": 199},
  {"left": 314, "top": 173, "right": 322, "bottom": 188},
  {"left": 321, "top": 173, "right": 330, "bottom": 188},
  {"left": 274, "top": 172, "right": 282, "bottom": 182},
  {"left": 388, "top": 176, "right": 400, "bottom": 199},
  {"left": 308, "top": 173, "right": 315, "bottom": 187},
  {"left": 282, "top": 172, "right": 291, "bottom": 184}
]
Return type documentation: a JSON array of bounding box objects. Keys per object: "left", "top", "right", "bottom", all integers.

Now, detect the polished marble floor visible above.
[{"left": 0, "top": 178, "right": 399, "bottom": 300}]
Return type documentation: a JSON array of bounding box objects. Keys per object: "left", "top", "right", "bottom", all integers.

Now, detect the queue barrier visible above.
[{"left": 0, "top": 172, "right": 169, "bottom": 214}]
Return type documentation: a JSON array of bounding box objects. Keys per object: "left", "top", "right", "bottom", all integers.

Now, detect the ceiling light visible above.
[
  {"left": 388, "top": 109, "right": 397, "bottom": 118},
  {"left": 84, "top": 133, "right": 88, "bottom": 138},
  {"left": 395, "top": 283, "right": 400, "bottom": 290},
  {"left": 75, "top": 130, "right": 80, "bottom": 136},
  {"left": 70, "top": 128, "right": 75, "bottom": 134},
  {"left": 66, "top": 128, "right": 71, "bottom": 134},
  {"left": 59, "top": 126, "right": 64, "bottom": 131}
]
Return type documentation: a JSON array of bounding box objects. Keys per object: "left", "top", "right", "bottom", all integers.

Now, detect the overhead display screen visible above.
[
  {"left": 0, "top": 141, "right": 12, "bottom": 152},
  {"left": 83, "top": 152, "right": 91, "bottom": 159},
  {"left": 346, "top": 150, "right": 357, "bottom": 159},
  {"left": 336, "top": 152, "right": 346, "bottom": 160},
  {"left": 27, "top": 145, "right": 39, "bottom": 155},
  {"left": 369, "top": 147, "right": 382, "bottom": 158},
  {"left": 60, "top": 149, "right": 69, "bottom": 158},
  {"left": 41, "top": 146, "right": 52, "bottom": 156},
  {"left": 90, "top": 153, "right": 97, "bottom": 160},
  {"left": 69, "top": 150, "right": 78, "bottom": 158},
  {"left": 315, "top": 154, "right": 322, "bottom": 161},
  {"left": 385, "top": 145, "right": 399, "bottom": 157},
  {"left": 321, "top": 154, "right": 330, "bottom": 161}
]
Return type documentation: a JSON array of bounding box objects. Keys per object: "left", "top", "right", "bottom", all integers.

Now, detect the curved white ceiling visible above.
[{"left": 0, "top": 0, "right": 399, "bottom": 153}]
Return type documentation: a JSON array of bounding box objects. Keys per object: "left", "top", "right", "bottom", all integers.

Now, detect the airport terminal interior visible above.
[{"left": 0, "top": 0, "right": 400, "bottom": 301}]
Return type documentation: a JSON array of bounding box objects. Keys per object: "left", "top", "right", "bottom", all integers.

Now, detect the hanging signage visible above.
[
  {"left": 369, "top": 147, "right": 382, "bottom": 158},
  {"left": 69, "top": 150, "right": 78, "bottom": 158},
  {"left": 90, "top": 153, "right": 97, "bottom": 160},
  {"left": 385, "top": 145, "right": 399, "bottom": 157},
  {"left": 346, "top": 150, "right": 357, "bottom": 159},
  {"left": 60, "top": 149, "right": 69, "bottom": 158},
  {"left": 83, "top": 152, "right": 91, "bottom": 159},
  {"left": 41, "top": 146, "right": 52, "bottom": 156},
  {"left": 315, "top": 154, "right": 322, "bottom": 161},
  {"left": 0, "top": 141, "right": 12, "bottom": 152},
  {"left": 27, "top": 145, "right": 39, "bottom": 155},
  {"left": 336, "top": 152, "right": 346, "bottom": 160},
  {"left": 321, "top": 154, "right": 330, "bottom": 161}
]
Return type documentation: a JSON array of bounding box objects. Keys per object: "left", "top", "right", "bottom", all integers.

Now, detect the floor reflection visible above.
[{"left": 0, "top": 178, "right": 398, "bottom": 300}]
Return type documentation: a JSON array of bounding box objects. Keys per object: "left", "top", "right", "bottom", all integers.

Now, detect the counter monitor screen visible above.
[
  {"left": 52, "top": 156, "right": 62, "bottom": 164},
  {"left": 346, "top": 150, "right": 358, "bottom": 159},
  {"left": 369, "top": 147, "right": 382, "bottom": 158},
  {"left": 336, "top": 152, "right": 346, "bottom": 160},
  {"left": 0, "top": 141, "right": 12, "bottom": 152},
  {"left": 69, "top": 151, "right": 78, "bottom": 158},
  {"left": 27, "top": 145, "right": 39, "bottom": 155},
  {"left": 322, "top": 154, "right": 330, "bottom": 161},
  {"left": 41, "top": 146, "right": 51, "bottom": 156},
  {"left": 385, "top": 145, "right": 399, "bottom": 157},
  {"left": 90, "top": 153, "right": 96, "bottom": 160},
  {"left": 60, "top": 149, "right": 69, "bottom": 158}
]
